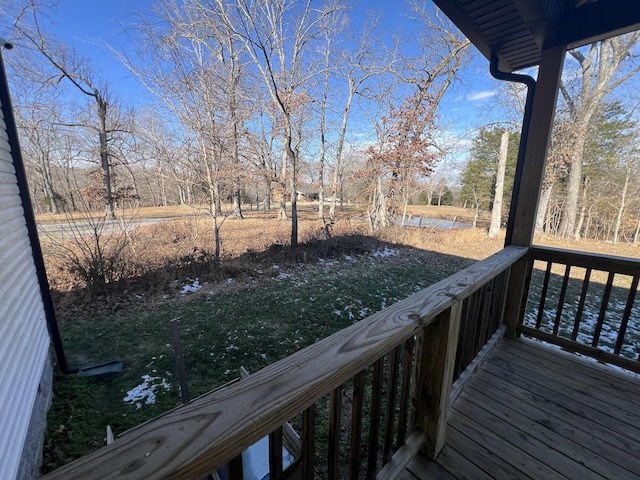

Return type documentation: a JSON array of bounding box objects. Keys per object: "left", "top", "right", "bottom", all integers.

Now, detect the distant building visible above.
[{"left": 296, "top": 188, "right": 320, "bottom": 201}]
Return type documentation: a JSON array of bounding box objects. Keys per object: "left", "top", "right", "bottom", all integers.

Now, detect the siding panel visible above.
[{"left": 0, "top": 88, "right": 50, "bottom": 480}]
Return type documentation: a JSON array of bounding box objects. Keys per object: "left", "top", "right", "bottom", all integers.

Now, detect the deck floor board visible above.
[{"left": 406, "top": 337, "right": 640, "bottom": 480}]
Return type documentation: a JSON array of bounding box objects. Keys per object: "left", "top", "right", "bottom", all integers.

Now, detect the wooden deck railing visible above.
[
  {"left": 519, "top": 246, "right": 640, "bottom": 374},
  {"left": 41, "top": 246, "right": 526, "bottom": 480}
]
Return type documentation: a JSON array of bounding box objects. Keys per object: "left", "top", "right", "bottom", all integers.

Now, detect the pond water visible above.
[{"left": 401, "top": 216, "right": 471, "bottom": 229}]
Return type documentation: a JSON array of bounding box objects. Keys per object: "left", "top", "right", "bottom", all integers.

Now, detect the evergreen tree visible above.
[{"left": 459, "top": 127, "right": 519, "bottom": 226}]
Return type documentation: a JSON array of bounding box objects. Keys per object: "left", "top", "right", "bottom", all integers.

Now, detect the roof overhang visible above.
[{"left": 433, "top": 0, "right": 640, "bottom": 71}]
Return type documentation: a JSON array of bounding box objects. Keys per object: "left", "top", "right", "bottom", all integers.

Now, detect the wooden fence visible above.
[
  {"left": 40, "top": 246, "right": 526, "bottom": 480},
  {"left": 519, "top": 246, "right": 640, "bottom": 374}
]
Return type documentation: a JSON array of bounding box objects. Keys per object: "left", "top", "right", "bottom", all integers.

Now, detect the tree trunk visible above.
[
  {"left": 97, "top": 96, "right": 115, "bottom": 219},
  {"left": 613, "top": 168, "right": 630, "bottom": 244},
  {"left": 368, "top": 176, "right": 388, "bottom": 231},
  {"left": 535, "top": 184, "right": 554, "bottom": 234},
  {"left": 573, "top": 177, "right": 589, "bottom": 240},
  {"left": 560, "top": 122, "right": 587, "bottom": 237},
  {"left": 488, "top": 130, "right": 509, "bottom": 238},
  {"left": 330, "top": 82, "right": 355, "bottom": 221}
]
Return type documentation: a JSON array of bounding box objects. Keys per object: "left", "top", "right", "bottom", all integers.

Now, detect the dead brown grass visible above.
[{"left": 40, "top": 203, "right": 640, "bottom": 317}]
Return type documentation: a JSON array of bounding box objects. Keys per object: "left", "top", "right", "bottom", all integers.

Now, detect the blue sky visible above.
[{"left": 8, "top": 0, "right": 509, "bottom": 176}]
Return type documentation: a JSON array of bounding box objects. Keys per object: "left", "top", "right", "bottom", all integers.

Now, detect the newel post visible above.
[
  {"left": 503, "top": 45, "right": 566, "bottom": 337},
  {"left": 411, "top": 301, "right": 462, "bottom": 459}
]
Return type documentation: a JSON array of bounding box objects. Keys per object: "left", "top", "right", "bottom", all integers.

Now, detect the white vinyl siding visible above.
[{"left": 0, "top": 97, "right": 50, "bottom": 480}]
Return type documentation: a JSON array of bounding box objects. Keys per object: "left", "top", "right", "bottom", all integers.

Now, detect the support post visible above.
[
  {"left": 504, "top": 45, "right": 566, "bottom": 337},
  {"left": 412, "top": 301, "right": 462, "bottom": 459}
]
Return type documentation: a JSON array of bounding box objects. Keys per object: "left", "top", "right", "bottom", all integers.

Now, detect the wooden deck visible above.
[{"left": 402, "top": 337, "right": 640, "bottom": 480}]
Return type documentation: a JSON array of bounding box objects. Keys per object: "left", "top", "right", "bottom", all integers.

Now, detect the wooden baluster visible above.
[
  {"left": 366, "top": 358, "right": 383, "bottom": 480},
  {"left": 269, "top": 426, "right": 283, "bottom": 480},
  {"left": 553, "top": 265, "right": 571, "bottom": 335},
  {"left": 350, "top": 371, "right": 365, "bottom": 480},
  {"left": 383, "top": 346, "right": 400, "bottom": 464},
  {"left": 615, "top": 275, "right": 639, "bottom": 355},
  {"left": 489, "top": 271, "right": 508, "bottom": 333},
  {"left": 476, "top": 282, "right": 493, "bottom": 350},
  {"left": 592, "top": 272, "right": 615, "bottom": 348},
  {"left": 536, "top": 261, "right": 553, "bottom": 329},
  {"left": 302, "top": 404, "right": 316, "bottom": 480},
  {"left": 227, "top": 454, "right": 243, "bottom": 480},
  {"left": 572, "top": 267, "right": 592, "bottom": 340},
  {"left": 454, "top": 297, "right": 470, "bottom": 380},
  {"left": 396, "top": 337, "right": 414, "bottom": 450},
  {"left": 328, "top": 387, "right": 341, "bottom": 480},
  {"left": 462, "top": 290, "right": 480, "bottom": 371},
  {"left": 412, "top": 302, "right": 462, "bottom": 460}
]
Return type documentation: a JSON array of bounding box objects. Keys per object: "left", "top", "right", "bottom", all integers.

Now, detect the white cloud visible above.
[{"left": 467, "top": 90, "right": 497, "bottom": 101}]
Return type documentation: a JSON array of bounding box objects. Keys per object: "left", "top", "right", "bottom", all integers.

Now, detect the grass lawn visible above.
[
  {"left": 39, "top": 205, "right": 640, "bottom": 473},
  {"left": 42, "top": 240, "right": 474, "bottom": 472}
]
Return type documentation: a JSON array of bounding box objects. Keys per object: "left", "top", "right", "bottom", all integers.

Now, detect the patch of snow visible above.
[
  {"left": 181, "top": 278, "right": 202, "bottom": 294},
  {"left": 334, "top": 309, "right": 342, "bottom": 315},
  {"left": 123, "top": 375, "right": 170, "bottom": 409},
  {"left": 277, "top": 272, "right": 292, "bottom": 279},
  {"left": 272, "top": 265, "right": 280, "bottom": 270},
  {"left": 344, "top": 255, "right": 353, "bottom": 261},
  {"left": 261, "top": 353, "right": 268, "bottom": 360},
  {"left": 372, "top": 247, "right": 399, "bottom": 258},
  {"left": 227, "top": 278, "right": 234, "bottom": 283}
]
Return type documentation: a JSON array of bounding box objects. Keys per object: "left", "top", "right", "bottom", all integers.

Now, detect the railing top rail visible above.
[
  {"left": 531, "top": 245, "right": 640, "bottom": 276},
  {"left": 42, "top": 245, "right": 527, "bottom": 480}
]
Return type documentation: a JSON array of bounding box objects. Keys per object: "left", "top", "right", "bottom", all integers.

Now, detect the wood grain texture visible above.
[
  {"left": 395, "top": 337, "right": 414, "bottom": 450},
  {"left": 503, "top": 255, "right": 534, "bottom": 338},
  {"left": 531, "top": 245, "right": 640, "bottom": 276},
  {"left": 350, "top": 371, "right": 364, "bottom": 480},
  {"left": 328, "top": 388, "right": 341, "bottom": 480},
  {"left": 269, "top": 427, "right": 283, "bottom": 480},
  {"left": 301, "top": 405, "right": 315, "bottom": 480},
  {"left": 366, "top": 358, "right": 383, "bottom": 480},
  {"left": 615, "top": 275, "right": 639, "bottom": 354},
  {"left": 449, "top": 325, "right": 505, "bottom": 405},
  {"left": 415, "top": 302, "right": 461, "bottom": 460},
  {"left": 509, "top": 46, "right": 565, "bottom": 247},
  {"left": 40, "top": 246, "right": 526, "bottom": 480},
  {"left": 383, "top": 346, "right": 400, "bottom": 463},
  {"left": 403, "top": 337, "right": 640, "bottom": 480},
  {"left": 518, "top": 325, "right": 640, "bottom": 373},
  {"left": 376, "top": 431, "right": 424, "bottom": 480}
]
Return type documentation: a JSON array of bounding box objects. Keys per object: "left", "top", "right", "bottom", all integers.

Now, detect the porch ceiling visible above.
[{"left": 433, "top": 0, "right": 640, "bottom": 72}]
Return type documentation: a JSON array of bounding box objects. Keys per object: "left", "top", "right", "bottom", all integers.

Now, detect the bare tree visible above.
[
  {"left": 14, "top": 84, "right": 63, "bottom": 213},
  {"left": 364, "top": 87, "right": 442, "bottom": 230},
  {"left": 558, "top": 34, "right": 640, "bottom": 238},
  {"left": 214, "top": 0, "right": 340, "bottom": 247},
  {"left": 15, "top": 1, "right": 122, "bottom": 218},
  {"left": 327, "top": 11, "right": 389, "bottom": 221},
  {"left": 124, "top": 0, "right": 255, "bottom": 257}
]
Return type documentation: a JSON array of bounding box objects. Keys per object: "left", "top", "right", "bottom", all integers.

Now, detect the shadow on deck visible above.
[{"left": 405, "top": 337, "right": 640, "bottom": 480}]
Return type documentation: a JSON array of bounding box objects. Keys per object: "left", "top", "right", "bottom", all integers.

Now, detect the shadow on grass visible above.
[{"left": 43, "top": 234, "right": 478, "bottom": 474}]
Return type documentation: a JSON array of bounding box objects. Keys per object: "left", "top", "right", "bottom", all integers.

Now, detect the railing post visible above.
[
  {"left": 503, "top": 254, "right": 533, "bottom": 338},
  {"left": 411, "top": 301, "right": 462, "bottom": 460}
]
